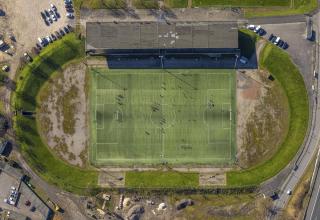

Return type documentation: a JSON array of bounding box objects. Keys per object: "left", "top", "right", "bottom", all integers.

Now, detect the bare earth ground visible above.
[
  {"left": 38, "top": 63, "right": 88, "bottom": 167},
  {"left": 236, "top": 68, "right": 290, "bottom": 168},
  {"left": 97, "top": 192, "right": 272, "bottom": 220}
]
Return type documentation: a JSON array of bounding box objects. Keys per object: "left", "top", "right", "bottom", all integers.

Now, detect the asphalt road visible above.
[
  {"left": 305, "top": 13, "right": 320, "bottom": 220},
  {"left": 305, "top": 151, "right": 320, "bottom": 220},
  {"left": 267, "top": 12, "right": 320, "bottom": 219}
]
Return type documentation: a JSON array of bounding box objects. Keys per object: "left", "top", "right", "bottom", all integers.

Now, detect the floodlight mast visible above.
[
  {"left": 234, "top": 54, "right": 239, "bottom": 70},
  {"left": 159, "top": 55, "right": 164, "bottom": 69}
]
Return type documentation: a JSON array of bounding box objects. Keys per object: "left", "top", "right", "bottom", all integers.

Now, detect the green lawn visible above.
[
  {"left": 125, "top": 171, "right": 199, "bottom": 188},
  {"left": 193, "top": 0, "right": 290, "bottom": 7},
  {"left": 244, "top": 0, "right": 317, "bottom": 17},
  {"left": 133, "top": 0, "right": 158, "bottom": 8},
  {"left": 165, "top": 0, "right": 188, "bottom": 8},
  {"left": 13, "top": 34, "right": 98, "bottom": 194},
  {"left": 227, "top": 43, "right": 309, "bottom": 186},
  {"left": 76, "top": 0, "right": 126, "bottom": 9},
  {"left": 90, "top": 69, "right": 236, "bottom": 166}
]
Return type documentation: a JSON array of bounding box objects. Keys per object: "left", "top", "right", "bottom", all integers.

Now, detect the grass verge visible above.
[
  {"left": 244, "top": 0, "right": 317, "bottom": 18},
  {"left": 193, "top": 0, "right": 290, "bottom": 7},
  {"left": 75, "top": 0, "right": 127, "bottom": 9},
  {"left": 125, "top": 171, "right": 199, "bottom": 188},
  {"left": 133, "top": 0, "right": 158, "bottom": 9},
  {"left": 227, "top": 43, "right": 309, "bottom": 186},
  {"left": 164, "top": 0, "right": 188, "bottom": 8},
  {"left": 12, "top": 34, "right": 98, "bottom": 194}
]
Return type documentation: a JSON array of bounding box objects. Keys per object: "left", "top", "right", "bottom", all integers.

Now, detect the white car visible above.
[
  {"left": 50, "top": 4, "right": 57, "bottom": 11},
  {"left": 274, "top": 37, "right": 280, "bottom": 45},
  {"left": 2, "top": 65, "right": 9, "bottom": 72},
  {"left": 247, "top": 24, "right": 255, "bottom": 30},
  {"left": 45, "top": 36, "right": 53, "bottom": 43},
  {"left": 51, "top": 13, "right": 57, "bottom": 21},
  {"left": 254, "top": 25, "right": 261, "bottom": 33},
  {"left": 286, "top": 189, "right": 292, "bottom": 195},
  {"left": 66, "top": 13, "right": 74, "bottom": 18}
]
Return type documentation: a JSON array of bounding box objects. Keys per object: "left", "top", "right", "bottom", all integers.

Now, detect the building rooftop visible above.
[{"left": 86, "top": 21, "right": 238, "bottom": 50}]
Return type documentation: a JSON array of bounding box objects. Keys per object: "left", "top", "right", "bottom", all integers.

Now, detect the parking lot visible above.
[
  {"left": 247, "top": 22, "right": 315, "bottom": 93},
  {"left": 0, "top": 172, "right": 43, "bottom": 219},
  {"left": 2, "top": 0, "right": 74, "bottom": 74}
]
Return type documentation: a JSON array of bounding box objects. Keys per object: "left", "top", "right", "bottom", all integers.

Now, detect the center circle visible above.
[{"left": 150, "top": 104, "right": 176, "bottom": 129}]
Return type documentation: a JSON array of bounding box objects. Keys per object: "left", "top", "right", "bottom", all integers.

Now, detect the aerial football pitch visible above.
[{"left": 90, "top": 68, "right": 236, "bottom": 166}]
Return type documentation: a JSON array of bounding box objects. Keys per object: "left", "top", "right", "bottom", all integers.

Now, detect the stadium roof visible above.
[{"left": 86, "top": 21, "right": 239, "bottom": 50}]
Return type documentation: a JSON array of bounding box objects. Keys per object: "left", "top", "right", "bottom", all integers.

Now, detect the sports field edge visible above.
[
  {"left": 89, "top": 68, "right": 237, "bottom": 166},
  {"left": 227, "top": 43, "right": 309, "bottom": 187}
]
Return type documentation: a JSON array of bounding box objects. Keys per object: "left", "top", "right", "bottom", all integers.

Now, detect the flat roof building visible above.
[{"left": 86, "top": 21, "right": 240, "bottom": 56}]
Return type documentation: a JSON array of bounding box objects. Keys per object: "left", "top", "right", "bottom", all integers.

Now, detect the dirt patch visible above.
[
  {"left": 237, "top": 69, "right": 289, "bottom": 168},
  {"left": 199, "top": 173, "right": 226, "bottom": 186},
  {"left": 37, "top": 63, "right": 88, "bottom": 167},
  {"left": 98, "top": 171, "right": 125, "bottom": 187}
]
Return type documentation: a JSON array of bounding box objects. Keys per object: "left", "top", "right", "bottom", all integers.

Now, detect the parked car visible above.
[
  {"left": 1, "top": 65, "right": 9, "bottom": 72},
  {"left": 44, "top": 10, "right": 50, "bottom": 17},
  {"left": 65, "top": 4, "right": 73, "bottom": 8},
  {"left": 67, "top": 24, "right": 74, "bottom": 32},
  {"left": 247, "top": 24, "right": 255, "bottom": 30},
  {"left": 45, "top": 35, "right": 53, "bottom": 43},
  {"left": 66, "top": 13, "right": 74, "bottom": 19},
  {"left": 278, "top": 40, "right": 284, "bottom": 47},
  {"left": 268, "top": 34, "right": 274, "bottom": 41},
  {"left": 55, "top": 31, "right": 62, "bottom": 39},
  {"left": 254, "top": 25, "right": 261, "bottom": 33},
  {"left": 257, "top": 28, "right": 266, "bottom": 36},
  {"left": 48, "top": 8, "right": 54, "bottom": 15},
  {"left": 274, "top": 37, "right": 280, "bottom": 45},
  {"left": 282, "top": 42, "right": 289, "bottom": 49},
  {"left": 59, "top": 29, "right": 65, "bottom": 36},
  {"left": 46, "top": 17, "right": 53, "bottom": 24},
  {"left": 51, "top": 13, "right": 57, "bottom": 21},
  {"left": 64, "top": 0, "right": 72, "bottom": 4},
  {"left": 50, "top": 4, "right": 57, "bottom": 11},
  {"left": 286, "top": 189, "right": 292, "bottom": 195},
  {"left": 51, "top": 34, "right": 57, "bottom": 41},
  {"left": 40, "top": 11, "right": 46, "bottom": 20},
  {"left": 36, "top": 43, "right": 42, "bottom": 50},
  {"left": 38, "top": 37, "right": 46, "bottom": 47},
  {"left": 23, "top": 52, "right": 33, "bottom": 63},
  {"left": 271, "top": 35, "right": 277, "bottom": 43},
  {"left": 63, "top": 26, "right": 70, "bottom": 33}
]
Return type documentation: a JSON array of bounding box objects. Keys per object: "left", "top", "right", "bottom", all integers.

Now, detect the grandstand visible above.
[{"left": 86, "top": 21, "right": 240, "bottom": 57}]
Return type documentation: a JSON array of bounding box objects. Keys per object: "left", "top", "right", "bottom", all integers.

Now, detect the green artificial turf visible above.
[
  {"left": 227, "top": 43, "right": 309, "bottom": 186},
  {"left": 13, "top": 34, "right": 98, "bottom": 194},
  {"left": 90, "top": 68, "right": 236, "bottom": 166}
]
